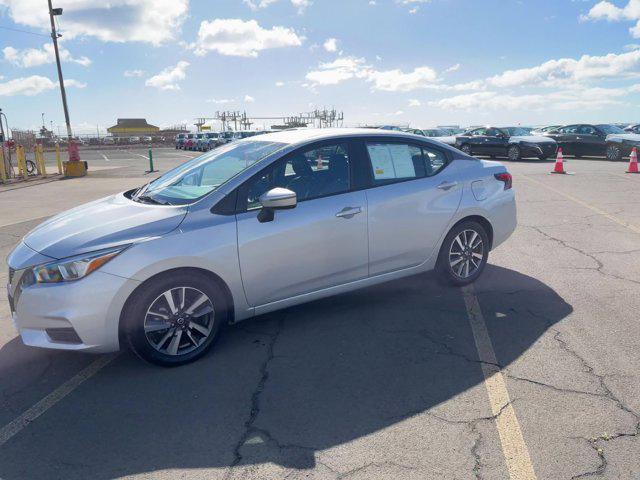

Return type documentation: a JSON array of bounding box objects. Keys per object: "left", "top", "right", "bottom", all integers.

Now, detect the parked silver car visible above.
[{"left": 7, "top": 128, "right": 516, "bottom": 366}]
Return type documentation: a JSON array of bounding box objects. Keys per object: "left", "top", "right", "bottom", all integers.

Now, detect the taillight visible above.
[{"left": 494, "top": 172, "right": 512, "bottom": 190}]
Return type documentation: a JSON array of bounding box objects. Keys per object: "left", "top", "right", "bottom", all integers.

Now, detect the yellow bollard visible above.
[
  {"left": 34, "top": 145, "right": 42, "bottom": 176},
  {"left": 17, "top": 146, "right": 28, "bottom": 180},
  {"left": 37, "top": 144, "right": 47, "bottom": 176},
  {"left": 0, "top": 148, "right": 7, "bottom": 183},
  {"left": 55, "top": 143, "right": 62, "bottom": 174}
]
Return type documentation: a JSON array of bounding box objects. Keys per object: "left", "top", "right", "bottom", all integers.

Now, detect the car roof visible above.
[{"left": 247, "top": 127, "right": 428, "bottom": 146}]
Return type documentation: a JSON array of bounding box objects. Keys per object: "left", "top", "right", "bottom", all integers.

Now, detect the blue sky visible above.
[{"left": 1, "top": 0, "right": 640, "bottom": 134}]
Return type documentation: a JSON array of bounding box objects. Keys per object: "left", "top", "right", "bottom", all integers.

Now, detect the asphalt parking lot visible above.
[{"left": 1, "top": 148, "right": 639, "bottom": 479}]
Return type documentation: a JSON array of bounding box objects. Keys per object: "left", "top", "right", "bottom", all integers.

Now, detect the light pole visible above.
[{"left": 47, "top": 1, "right": 73, "bottom": 146}]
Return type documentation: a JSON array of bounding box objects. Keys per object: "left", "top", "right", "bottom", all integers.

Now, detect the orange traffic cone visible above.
[
  {"left": 550, "top": 148, "right": 571, "bottom": 174},
  {"left": 627, "top": 147, "right": 639, "bottom": 174}
]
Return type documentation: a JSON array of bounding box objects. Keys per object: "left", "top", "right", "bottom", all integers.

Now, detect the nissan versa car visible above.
[
  {"left": 455, "top": 126, "right": 557, "bottom": 161},
  {"left": 7, "top": 129, "right": 516, "bottom": 366}
]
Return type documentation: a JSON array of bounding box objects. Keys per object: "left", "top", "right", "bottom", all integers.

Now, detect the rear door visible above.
[
  {"left": 468, "top": 128, "right": 490, "bottom": 155},
  {"left": 485, "top": 128, "right": 509, "bottom": 156},
  {"left": 553, "top": 125, "right": 579, "bottom": 155},
  {"left": 577, "top": 125, "right": 606, "bottom": 156},
  {"left": 361, "top": 139, "right": 463, "bottom": 276}
]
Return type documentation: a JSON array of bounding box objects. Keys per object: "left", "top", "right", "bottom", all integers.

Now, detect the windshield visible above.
[
  {"left": 423, "top": 129, "right": 447, "bottom": 137},
  {"left": 133, "top": 140, "right": 286, "bottom": 205},
  {"left": 597, "top": 124, "right": 625, "bottom": 134},
  {"left": 502, "top": 127, "right": 530, "bottom": 136}
]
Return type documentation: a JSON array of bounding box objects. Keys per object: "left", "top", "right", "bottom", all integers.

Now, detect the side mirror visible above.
[{"left": 257, "top": 187, "right": 297, "bottom": 223}]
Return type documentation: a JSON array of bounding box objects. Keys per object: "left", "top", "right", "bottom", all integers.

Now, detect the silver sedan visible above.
[{"left": 6, "top": 128, "right": 516, "bottom": 366}]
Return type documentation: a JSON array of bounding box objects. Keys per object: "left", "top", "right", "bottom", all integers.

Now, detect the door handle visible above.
[
  {"left": 336, "top": 206, "right": 362, "bottom": 219},
  {"left": 437, "top": 181, "right": 458, "bottom": 191}
]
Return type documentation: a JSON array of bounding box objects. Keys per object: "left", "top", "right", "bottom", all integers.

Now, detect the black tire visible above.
[
  {"left": 123, "top": 270, "right": 227, "bottom": 367},
  {"left": 507, "top": 145, "right": 521, "bottom": 161},
  {"left": 606, "top": 144, "right": 622, "bottom": 162},
  {"left": 460, "top": 144, "right": 472, "bottom": 155},
  {"left": 436, "top": 220, "right": 490, "bottom": 286}
]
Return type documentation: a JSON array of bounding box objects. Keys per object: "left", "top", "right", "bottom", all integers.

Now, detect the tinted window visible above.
[
  {"left": 245, "top": 142, "right": 351, "bottom": 209},
  {"left": 485, "top": 128, "right": 503, "bottom": 137},
  {"left": 578, "top": 125, "right": 598, "bottom": 135},
  {"left": 503, "top": 127, "right": 529, "bottom": 136},
  {"left": 365, "top": 142, "right": 447, "bottom": 186},
  {"left": 596, "top": 124, "right": 625, "bottom": 134},
  {"left": 559, "top": 125, "right": 579, "bottom": 134},
  {"left": 471, "top": 128, "right": 487, "bottom": 136}
]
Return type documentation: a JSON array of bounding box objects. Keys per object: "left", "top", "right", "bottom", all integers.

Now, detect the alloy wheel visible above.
[
  {"left": 606, "top": 145, "right": 620, "bottom": 161},
  {"left": 143, "top": 287, "right": 215, "bottom": 356},
  {"left": 461, "top": 145, "right": 472, "bottom": 155},
  {"left": 449, "top": 229, "right": 484, "bottom": 279},
  {"left": 508, "top": 146, "right": 520, "bottom": 161}
]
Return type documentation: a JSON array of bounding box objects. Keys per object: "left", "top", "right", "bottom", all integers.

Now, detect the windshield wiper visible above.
[{"left": 135, "top": 195, "right": 172, "bottom": 206}]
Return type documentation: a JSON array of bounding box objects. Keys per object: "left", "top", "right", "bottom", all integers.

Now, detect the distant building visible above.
[{"left": 107, "top": 118, "right": 160, "bottom": 137}]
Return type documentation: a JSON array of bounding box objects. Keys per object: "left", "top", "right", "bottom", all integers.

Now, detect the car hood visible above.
[
  {"left": 510, "top": 135, "right": 557, "bottom": 144},
  {"left": 606, "top": 133, "right": 640, "bottom": 143},
  {"left": 23, "top": 192, "right": 188, "bottom": 259}
]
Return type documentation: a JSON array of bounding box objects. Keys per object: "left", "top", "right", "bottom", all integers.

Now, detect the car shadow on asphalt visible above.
[{"left": 0, "top": 265, "right": 572, "bottom": 479}]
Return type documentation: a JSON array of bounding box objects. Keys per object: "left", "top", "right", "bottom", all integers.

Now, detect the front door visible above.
[
  {"left": 236, "top": 141, "right": 368, "bottom": 306},
  {"left": 361, "top": 140, "right": 462, "bottom": 276}
]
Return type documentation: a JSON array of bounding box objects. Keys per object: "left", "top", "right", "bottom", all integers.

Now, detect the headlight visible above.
[{"left": 30, "top": 247, "right": 127, "bottom": 284}]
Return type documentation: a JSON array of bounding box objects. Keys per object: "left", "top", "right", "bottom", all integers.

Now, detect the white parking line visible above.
[
  {"left": 462, "top": 285, "right": 537, "bottom": 480},
  {"left": 0, "top": 353, "right": 119, "bottom": 447},
  {"left": 132, "top": 153, "right": 149, "bottom": 160},
  {"left": 100, "top": 153, "right": 109, "bottom": 161}
]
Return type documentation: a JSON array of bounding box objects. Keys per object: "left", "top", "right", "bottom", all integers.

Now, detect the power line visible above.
[{"left": 0, "top": 25, "right": 50, "bottom": 38}]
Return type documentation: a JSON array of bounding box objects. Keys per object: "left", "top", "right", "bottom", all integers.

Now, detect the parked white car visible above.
[{"left": 7, "top": 128, "right": 516, "bottom": 366}]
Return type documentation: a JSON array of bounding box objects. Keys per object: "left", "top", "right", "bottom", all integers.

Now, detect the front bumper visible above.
[
  {"left": 520, "top": 143, "right": 557, "bottom": 158},
  {"left": 8, "top": 269, "right": 139, "bottom": 353}
]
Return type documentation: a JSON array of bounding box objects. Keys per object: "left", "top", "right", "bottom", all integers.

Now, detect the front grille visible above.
[{"left": 46, "top": 328, "right": 82, "bottom": 344}]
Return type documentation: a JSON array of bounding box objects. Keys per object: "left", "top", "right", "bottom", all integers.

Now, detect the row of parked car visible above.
[
  {"left": 175, "top": 130, "right": 271, "bottom": 151},
  {"left": 389, "top": 123, "right": 640, "bottom": 161}
]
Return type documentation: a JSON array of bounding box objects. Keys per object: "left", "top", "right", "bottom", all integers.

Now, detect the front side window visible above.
[
  {"left": 578, "top": 125, "right": 597, "bottom": 135},
  {"left": 596, "top": 124, "right": 625, "bottom": 135},
  {"left": 559, "top": 125, "right": 579, "bottom": 134},
  {"left": 245, "top": 142, "right": 351, "bottom": 210},
  {"left": 365, "top": 142, "right": 447, "bottom": 186},
  {"left": 133, "top": 141, "right": 286, "bottom": 205}
]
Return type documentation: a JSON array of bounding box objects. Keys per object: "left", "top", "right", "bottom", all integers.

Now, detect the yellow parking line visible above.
[
  {"left": 521, "top": 175, "right": 640, "bottom": 235},
  {"left": 462, "top": 285, "right": 537, "bottom": 480},
  {"left": 0, "top": 354, "right": 118, "bottom": 447}
]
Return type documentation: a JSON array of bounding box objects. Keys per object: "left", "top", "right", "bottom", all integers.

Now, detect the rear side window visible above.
[{"left": 365, "top": 142, "right": 447, "bottom": 186}]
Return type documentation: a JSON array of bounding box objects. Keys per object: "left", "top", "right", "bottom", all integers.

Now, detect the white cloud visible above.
[
  {"left": 430, "top": 85, "right": 635, "bottom": 111},
  {"left": 206, "top": 98, "right": 235, "bottom": 104},
  {"left": 244, "top": 0, "right": 311, "bottom": 12},
  {"left": 275, "top": 81, "right": 285, "bottom": 87},
  {"left": 444, "top": 63, "right": 461, "bottom": 73},
  {"left": 3, "top": 43, "right": 91, "bottom": 68},
  {"left": 366, "top": 66, "right": 438, "bottom": 91},
  {"left": 486, "top": 49, "right": 640, "bottom": 87},
  {"left": 0, "top": 75, "right": 85, "bottom": 96},
  {"left": 306, "top": 57, "right": 439, "bottom": 91},
  {"left": 244, "top": 94, "right": 255, "bottom": 102},
  {"left": 0, "top": 0, "right": 188, "bottom": 46},
  {"left": 124, "top": 69, "right": 145, "bottom": 77},
  {"left": 191, "top": 19, "right": 303, "bottom": 57},
  {"left": 408, "top": 99, "right": 421, "bottom": 107},
  {"left": 581, "top": 0, "right": 640, "bottom": 38},
  {"left": 145, "top": 61, "right": 189, "bottom": 91},
  {"left": 625, "top": 43, "right": 640, "bottom": 50},
  {"left": 323, "top": 38, "right": 338, "bottom": 52},
  {"left": 305, "top": 56, "right": 368, "bottom": 86}
]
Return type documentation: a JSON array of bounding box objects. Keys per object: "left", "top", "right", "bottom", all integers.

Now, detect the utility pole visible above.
[{"left": 47, "top": 0, "right": 72, "bottom": 143}]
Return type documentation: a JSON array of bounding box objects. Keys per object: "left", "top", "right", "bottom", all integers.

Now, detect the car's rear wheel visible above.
[
  {"left": 507, "top": 145, "right": 521, "bottom": 161},
  {"left": 123, "top": 271, "right": 226, "bottom": 366},
  {"left": 606, "top": 144, "right": 622, "bottom": 161},
  {"left": 460, "top": 144, "right": 472, "bottom": 155},
  {"left": 436, "top": 221, "right": 489, "bottom": 286}
]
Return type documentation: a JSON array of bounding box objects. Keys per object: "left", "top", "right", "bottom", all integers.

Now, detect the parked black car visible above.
[
  {"left": 544, "top": 124, "right": 640, "bottom": 160},
  {"left": 624, "top": 124, "right": 640, "bottom": 134},
  {"left": 455, "top": 126, "right": 557, "bottom": 161}
]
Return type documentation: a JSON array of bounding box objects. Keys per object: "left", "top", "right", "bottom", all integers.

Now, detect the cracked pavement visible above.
[{"left": 0, "top": 150, "right": 639, "bottom": 479}]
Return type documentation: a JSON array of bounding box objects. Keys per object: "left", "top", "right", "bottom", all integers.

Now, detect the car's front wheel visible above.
[
  {"left": 123, "top": 271, "right": 226, "bottom": 366},
  {"left": 507, "top": 145, "right": 521, "bottom": 161},
  {"left": 606, "top": 144, "right": 622, "bottom": 161},
  {"left": 436, "top": 221, "right": 489, "bottom": 286}
]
